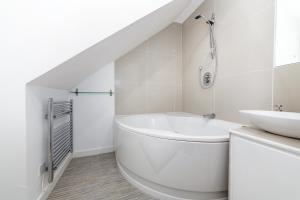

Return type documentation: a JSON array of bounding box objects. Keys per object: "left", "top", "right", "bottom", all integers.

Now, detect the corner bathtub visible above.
[{"left": 114, "top": 113, "right": 240, "bottom": 200}]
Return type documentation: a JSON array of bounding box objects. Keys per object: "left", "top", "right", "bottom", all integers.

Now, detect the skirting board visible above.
[
  {"left": 37, "top": 153, "right": 72, "bottom": 200},
  {"left": 37, "top": 147, "right": 114, "bottom": 200},
  {"left": 73, "top": 146, "right": 114, "bottom": 158}
]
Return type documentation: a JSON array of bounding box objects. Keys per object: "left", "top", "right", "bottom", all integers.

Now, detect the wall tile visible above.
[
  {"left": 214, "top": 0, "right": 274, "bottom": 31},
  {"left": 115, "top": 23, "right": 182, "bottom": 114},
  {"left": 115, "top": 83, "right": 147, "bottom": 114},
  {"left": 182, "top": 0, "right": 274, "bottom": 123},
  {"left": 183, "top": 83, "right": 214, "bottom": 114},
  {"left": 147, "top": 85, "right": 177, "bottom": 113},
  {"left": 273, "top": 63, "right": 300, "bottom": 112},
  {"left": 215, "top": 0, "right": 274, "bottom": 77},
  {"left": 182, "top": 0, "right": 215, "bottom": 64},
  {"left": 117, "top": 0, "right": 275, "bottom": 122},
  {"left": 215, "top": 69, "right": 272, "bottom": 123},
  {"left": 147, "top": 23, "right": 180, "bottom": 57},
  {"left": 146, "top": 53, "right": 178, "bottom": 85},
  {"left": 115, "top": 47, "right": 146, "bottom": 85}
]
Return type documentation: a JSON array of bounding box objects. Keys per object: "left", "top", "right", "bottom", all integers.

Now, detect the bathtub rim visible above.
[{"left": 115, "top": 112, "right": 241, "bottom": 143}]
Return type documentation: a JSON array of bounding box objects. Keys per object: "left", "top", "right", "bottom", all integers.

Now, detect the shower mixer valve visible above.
[
  {"left": 199, "top": 66, "right": 213, "bottom": 88},
  {"left": 203, "top": 72, "right": 212, "bottom": 86}
]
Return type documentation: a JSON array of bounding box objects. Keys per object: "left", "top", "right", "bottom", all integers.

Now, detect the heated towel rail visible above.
[{"left": 45, "top": 98, "right": 73, "bottom": 183}]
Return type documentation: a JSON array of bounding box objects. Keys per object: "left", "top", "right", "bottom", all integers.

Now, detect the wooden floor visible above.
[{"left": 48, "top": 153, "right": 156, "bottom": 200}]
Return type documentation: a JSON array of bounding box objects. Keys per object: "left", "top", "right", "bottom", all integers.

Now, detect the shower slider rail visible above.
[
  {"left": 70, "top": 88, "right": 113, "bottom": 96},
  {"left": 45, "top": 98, "right": 73, "bottom": 183}
]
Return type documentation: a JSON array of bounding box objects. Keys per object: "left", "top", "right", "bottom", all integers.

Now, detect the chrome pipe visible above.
[
  {"left": 53, "top": 101, "right": 72, "bottom": 105},
  {"left": 53, "top": 125, "right": 71, "bottom": 137},
  {"left": 53, "top": 129, "right": 71, "bottom": 146},
  {"left": 53, "top": 131, "right": 71, "bottom": 147},
  {"left": 47, "top": 98, "right": 54, "bottom": 183},
  {"left": 53, "top": 145, "right": 71, "bottom": 167},
  {"left": 53, "top": 134, "right": 71, "bottom": 152},
  {"left": 70, "top": 99, "right": 73, "bottom": 153},
  {"left": 54, "top": 121, "right": 71, "bottom": 131},
  {"left": 203, "top": 113, "right": 216, "bottom": 119}
]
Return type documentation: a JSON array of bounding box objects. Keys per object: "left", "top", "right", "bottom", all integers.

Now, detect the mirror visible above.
[{"left": 273, "top": 0, "right": 300, "bottom": 112}]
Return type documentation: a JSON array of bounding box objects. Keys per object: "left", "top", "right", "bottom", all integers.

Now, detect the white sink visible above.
[{"left": 240, "top": 110, "right": 300, "bottom": 139}]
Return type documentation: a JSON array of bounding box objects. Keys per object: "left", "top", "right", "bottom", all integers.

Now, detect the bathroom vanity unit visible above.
[{"left": 229, "top": 127, "right": 300, "bottom": 200}]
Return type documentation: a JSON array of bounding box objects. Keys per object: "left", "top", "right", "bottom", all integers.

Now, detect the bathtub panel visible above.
[{"left": 116, "top": 127, "right": 229, "bottom": 192}]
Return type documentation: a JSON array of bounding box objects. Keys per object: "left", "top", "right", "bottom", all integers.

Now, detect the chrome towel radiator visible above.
[{"left": 45, "top": 98, "right": 73, "bottom": 183}]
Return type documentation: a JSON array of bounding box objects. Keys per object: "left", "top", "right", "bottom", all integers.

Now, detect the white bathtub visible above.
[{"left": 114, "top": 113, "right": 240, "bottom": 200}]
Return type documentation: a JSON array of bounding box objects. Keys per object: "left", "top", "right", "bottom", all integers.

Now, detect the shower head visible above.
[
  {"left": 194, "top": 14, "right": 208, "bottom": 20},
  {"left": 194, "top": 15, "right": 202, "bottom": 19},
  {"left": 194, "top": 14, "right": 215, "bottom": 25}
]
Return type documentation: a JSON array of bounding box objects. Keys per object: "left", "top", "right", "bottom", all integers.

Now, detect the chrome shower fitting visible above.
[
  {"left": 194, "top": 13, "right": 218, "bottom": 89},
  {"left": 194, "top": 14, "right": 215, "bottom": 26},
  {"left": 203, "top": 113, "right": 216, "bottom": 119}
]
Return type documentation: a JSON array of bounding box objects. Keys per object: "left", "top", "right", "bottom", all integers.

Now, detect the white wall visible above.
[
  {"left": 72, "top": 63, "right": 115, "bottom": 157},
  {"left": 0, "top": 1, "right": 189, "bottom": 199},
  {"left": 25, "top": 63, "right": 114, "bottom": 200},
  {"left": 26, "top": 86, "right": 69, "bottom": 200},
  {"left": 0, "top": 83, "right": 26, "bottom": 199},
  {"left": 275, "top": 0, "right": 300, "bottom": 66}
]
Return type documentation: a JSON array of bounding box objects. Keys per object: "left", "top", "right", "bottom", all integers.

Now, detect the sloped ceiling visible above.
[
  {"left": 29, "top": 0, "right": 195, "bottom": 89},
  {"left": 175, "top": 0, "right": 204, "bottom": 23}
]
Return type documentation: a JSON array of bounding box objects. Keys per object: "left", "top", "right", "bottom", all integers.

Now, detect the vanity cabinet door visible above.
[{"left": 229, "top": 135, "right": 300, "bottom": 200}]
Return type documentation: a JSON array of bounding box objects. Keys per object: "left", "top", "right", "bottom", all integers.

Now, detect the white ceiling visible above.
[
  {"left": 29, "top": 0, "right": 203, "bottom": 89},
  {"left": 174, "top": 0, "right": 204, "bottom": 23}
]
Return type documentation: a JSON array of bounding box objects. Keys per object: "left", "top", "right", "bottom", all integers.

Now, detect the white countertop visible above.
[{"left": 230, "top": 126, "right": 300, "bottom": 156}]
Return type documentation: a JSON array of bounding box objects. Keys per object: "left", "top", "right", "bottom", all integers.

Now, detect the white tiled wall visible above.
[
  {"left": 115, "top": 23, "right": 182, "bottom": 114},
  {"left": 273, "top": 63, "right": 300, "bottom": 112},
  {"left": 182, "top": 0, "right": 275, "bottom": 123},
  {"left": 116, "top": 0, "right": 275, "bottom": 123}
]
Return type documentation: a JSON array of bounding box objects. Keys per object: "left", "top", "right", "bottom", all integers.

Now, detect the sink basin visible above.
[{"left": 240, "top": 110, "right": 300, "bottom": 139}]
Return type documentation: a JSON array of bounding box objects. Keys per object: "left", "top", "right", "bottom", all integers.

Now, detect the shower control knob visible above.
[{"left": 203, "top": 72, "right": 212, "bottom": 86}]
